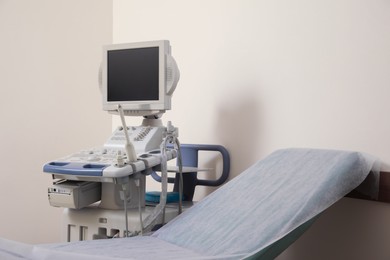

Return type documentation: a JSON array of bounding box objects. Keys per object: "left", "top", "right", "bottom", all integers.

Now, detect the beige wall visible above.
[
  {"left": 0, "top": 1, "right": 112, "bottom": 244},
  {"left": 113, "top": 0, "right": 390, "bottom": 259}
]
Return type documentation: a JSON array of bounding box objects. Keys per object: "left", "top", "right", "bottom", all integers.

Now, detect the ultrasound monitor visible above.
[{"left": 100, "top": 40, "right": 180, "bottom": 117}]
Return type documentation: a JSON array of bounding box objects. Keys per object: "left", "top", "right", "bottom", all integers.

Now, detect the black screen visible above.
[{"left": 107, "top": 47, "right": 159, "bottom": 102}]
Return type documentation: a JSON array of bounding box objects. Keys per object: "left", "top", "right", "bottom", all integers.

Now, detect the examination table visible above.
[{"left": 0, "top": 148, "right": 378, "bottom": 259}]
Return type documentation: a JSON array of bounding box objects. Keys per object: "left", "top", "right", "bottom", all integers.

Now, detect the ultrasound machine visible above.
[{"left": 43, "top": 40, "right": 230, "bottom": 242}]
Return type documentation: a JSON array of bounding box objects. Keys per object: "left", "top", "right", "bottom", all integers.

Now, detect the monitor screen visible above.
[{"left": 107, "top": 47, "right": 159, "bottom": 102}]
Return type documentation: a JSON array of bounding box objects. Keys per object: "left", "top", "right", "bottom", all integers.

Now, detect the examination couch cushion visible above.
[{"left": 152, "top": 148, "right": 377, "bottom": 258}]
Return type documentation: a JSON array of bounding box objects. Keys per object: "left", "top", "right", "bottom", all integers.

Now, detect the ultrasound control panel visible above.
[
  {"left": 43, "top": 125, "right": 176, "bottom": 180},
  {"left": 105, "top": 126, "right": 166, "bottom": 154}
]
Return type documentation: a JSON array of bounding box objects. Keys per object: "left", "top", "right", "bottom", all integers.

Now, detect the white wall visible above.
[
  {"left": 0, "top": 1, "right": 112, "bottom": 244},
  {"left": 114, "top": 0, "right": 390, "bottom": 259}
]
